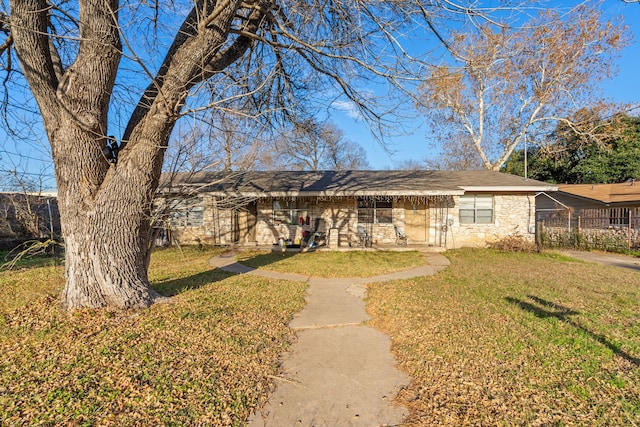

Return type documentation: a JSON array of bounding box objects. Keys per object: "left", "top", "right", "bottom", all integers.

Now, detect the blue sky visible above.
[
  {"left": 1, "top": 1, "right": 639, "bottom": 190},
  {"left": 328, "top": 1, "right": 640, "bottom": 170}
]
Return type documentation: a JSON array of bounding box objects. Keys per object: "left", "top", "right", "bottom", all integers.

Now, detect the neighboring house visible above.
[
  {"left": 0, "top": 192, "right": 60, "bottom": 248},
  {"left": 536, "top": 181, "right": 640, "bottom": 225},
  {"left": 535, "top": 181, "right": 640, "bottom": 250},
  {"left": 158, "top": 170, "right": 556, "bottom": 249}
]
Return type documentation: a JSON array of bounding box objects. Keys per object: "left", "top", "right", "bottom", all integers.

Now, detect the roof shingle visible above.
[
  {"left": 558, "top": 182, "right": 640, "bottom": 204},
  {"left": 164, "top": 170, "right": 556, "bottom": 197}
]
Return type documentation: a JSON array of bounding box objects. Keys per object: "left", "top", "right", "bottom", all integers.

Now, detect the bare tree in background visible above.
[
  {"left": 423, "top": 134, "right": 484, "bottom": 170},
  {"left": 270, "top": 119, "right": 369, "bottom": 171},
  {"left": 1, "top": 0, "right": 546, "bottom": 309},
  {"left": 165, "top": 111, "right": 264, "bottom": 173},
  {"left": 416, "top": 6, "right": 628, "bottom": 171}
]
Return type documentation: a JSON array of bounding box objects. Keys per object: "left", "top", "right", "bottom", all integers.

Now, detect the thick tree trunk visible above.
[
  {"left": 12, "top": 0, "right": 257, "bottom": 310},
  {"left": 53, "top": 143, "right": 173, "bottom": 310},
  {"left": 61, "top": 214, "right": 157, "bottom": 309},
  {"left": 58, "top": 177, "right": 158, "bottom": 309},
  {"left": 54, "top": 117, "right": 163, "bottom": 310}
]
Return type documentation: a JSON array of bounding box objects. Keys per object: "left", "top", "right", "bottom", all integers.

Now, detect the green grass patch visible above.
[
  {"left": 367, "top": 248, "right": 640, "bottom": 426},
  {"left": 0, "top": 246, "right": 307, "bottom": 426},
  {"left": 235, "top": 249, "right": 426, "bottom": 278}
]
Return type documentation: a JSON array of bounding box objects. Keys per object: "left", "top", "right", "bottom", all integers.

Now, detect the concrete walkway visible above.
[
  {"left": 560, "top": 250, "right": 640, "bottom": 272},
  {"left": 209, "top": 251, "right": 450, "bottom": 427}
]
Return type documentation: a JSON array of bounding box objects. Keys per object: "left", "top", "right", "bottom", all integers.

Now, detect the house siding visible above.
[{"left": 164, "top": 193, "right": 537, "bottom": 249}]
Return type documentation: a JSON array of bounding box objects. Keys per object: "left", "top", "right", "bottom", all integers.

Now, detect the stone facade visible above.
[
  {"left": 445, "top": 193, "right": 536, "bottom": 248},
  {"left": 165, "top": 192, "right": 538, "bottom": 249}
]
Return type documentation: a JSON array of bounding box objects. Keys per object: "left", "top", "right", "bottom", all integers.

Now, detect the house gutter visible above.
[{"left": 459, "top": 185, "right": 558, "bottom": 192}]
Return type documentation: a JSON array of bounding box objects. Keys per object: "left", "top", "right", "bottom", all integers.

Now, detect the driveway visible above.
[{"left": 561, "top": 250, "right": 640, "bottom": 272}]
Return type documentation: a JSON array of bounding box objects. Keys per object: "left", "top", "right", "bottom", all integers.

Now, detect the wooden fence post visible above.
[
  {"left": 629, "top": 210, "right": 632, "bottom": 250},
  {"left": 536, "top": 220, "right": 543, "bottom": 249}
]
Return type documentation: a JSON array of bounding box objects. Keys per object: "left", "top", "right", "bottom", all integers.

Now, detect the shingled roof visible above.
[
  {"left": 163, "top": 170, "right": 556, "bottom": 197},
  {"left": 557, "top": 181, "right": 640, "bottom": 204}
]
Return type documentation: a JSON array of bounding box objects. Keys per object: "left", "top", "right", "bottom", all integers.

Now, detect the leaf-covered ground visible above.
[
  {"left": 0, "top": 247, "right": 306, "bottom": 426},
  {"left": 236, "top": 249, "right": 426, "bottom": 278},
  {"left": 367, "top": 249, "right": 640, "bottom": 426},
  {"left": 4, "top": 246, "right": 639, "bottom": 425}
]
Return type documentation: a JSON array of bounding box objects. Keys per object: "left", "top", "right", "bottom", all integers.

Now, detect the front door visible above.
[
  {"left": 234, "top": 201, "right": 257, "bottom": 243},
  {"left": 403, "top": 201, "right": 429, "bottom": 244}
]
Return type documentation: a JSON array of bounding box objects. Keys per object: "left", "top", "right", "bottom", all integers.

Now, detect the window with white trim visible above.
[
  {"left": 459, "top": 195, "right": 493, "bottom": 224},
  {"left": 357, "top": 198, "right": 393, "bottom": 224},
  {"left": 169, "top": 196, "right": 205, "bottom": 227}
]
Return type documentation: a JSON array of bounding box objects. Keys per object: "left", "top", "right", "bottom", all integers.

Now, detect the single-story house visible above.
[
  {"left": 536, "top": 181, "right": 640, "bottom": 226},
  {"left": 157, "top": 170, "right": 557, "bottom": 249}
]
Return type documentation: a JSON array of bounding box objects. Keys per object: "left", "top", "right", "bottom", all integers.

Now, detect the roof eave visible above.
[
  {"left": 556, "top": 191, "right": 610, "bottom": 204},
  {"left": 204, "top": 190, "right": 465, "bottom": 198},
  {"left": 460, "top": 185, "right": 558, "bottom": 192}
]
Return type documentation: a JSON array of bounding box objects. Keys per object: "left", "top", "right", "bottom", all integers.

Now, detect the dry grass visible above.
[
  {"left": 0, "top": 247, "right": 307, "bottom": 426},
  {"left": 367, "top": 248, "right": 640, "bottom": 426},
  {"left": 4, "top": 246, "right": 638, "bottom": 425},
  {"left": 235, "top": 249, "right": 426, "bottom": 278}
]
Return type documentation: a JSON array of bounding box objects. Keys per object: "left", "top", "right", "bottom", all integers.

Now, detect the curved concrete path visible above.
[{"left": 210, "top": 251, "right": 450, "bottom": 427}]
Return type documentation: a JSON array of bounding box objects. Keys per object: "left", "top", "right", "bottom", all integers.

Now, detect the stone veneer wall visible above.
[
  {"left": 166, "top": 195, "right": 234, "bottom": 245},
  {"left": 255, "top": 198, "right": 358, "bottom": 246},
  {"left": 443, "top": 193, "right": 536, "bottom": 248},
  {"left": 167, "top": 193, "right": 537, "bottom": 248}
]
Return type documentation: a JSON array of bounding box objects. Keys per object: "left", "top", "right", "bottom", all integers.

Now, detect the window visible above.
[
  {"left": 169, "top": 197, "right": 205, "bottom": 227},
  {"left": 357, "top": 198, "right": 393, "bottom": 224},
  {"left": 459, "top": 195, "right": 493, "bottom": 224},
  {"left": 609, "top": 208, "right": 629, "bottom": 226},
  {"left": 273, "top": 200, "right": 309, "bottom": 225}
]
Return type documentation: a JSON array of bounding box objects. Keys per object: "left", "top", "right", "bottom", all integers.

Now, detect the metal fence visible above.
[{"left": 537, "top": 207, "right": 640, "bottom": 252}]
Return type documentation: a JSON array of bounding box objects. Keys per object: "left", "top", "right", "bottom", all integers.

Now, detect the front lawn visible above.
[
  {"left": 0, "top": 247, "right": 307, "bottom": 426},
  {"left": 367, "top": 248, "right": 640, "bottom": 426},
  {"left": 3, "top": 246, "right": 637, "bottom": 425},
  {"left": 235, "top": 249, "right": 426, "bottom": 278}
]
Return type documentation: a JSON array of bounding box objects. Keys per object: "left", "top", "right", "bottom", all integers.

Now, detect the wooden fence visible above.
[{"left": 537, "top": 207, "right": 640, "bottom": 252}]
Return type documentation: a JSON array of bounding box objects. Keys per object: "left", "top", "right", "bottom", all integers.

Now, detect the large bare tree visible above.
[
  {"left": 416, "top": 6, "right": 628, "bottom": 171},
  {"left": 269, "top": 118, "right": 369, "bottom": 171},
  {"left": 5, "top": 0, "right": 578, "bottom": 309},
  {"left": 2, "top": 0, "right": 479, "bottom": 310}
]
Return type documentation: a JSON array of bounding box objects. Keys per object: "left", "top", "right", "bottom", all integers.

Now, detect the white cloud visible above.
[{"left": 331, "top": 100, "right": 362, "bottom": 120}]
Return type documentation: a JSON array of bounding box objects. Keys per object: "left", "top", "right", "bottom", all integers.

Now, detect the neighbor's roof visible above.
[
  {"left": 557, "top": 181, "right": 640, "bottom": 204},
  {"left": 162, "top": 170, "right": 556, "bottom": 197}
]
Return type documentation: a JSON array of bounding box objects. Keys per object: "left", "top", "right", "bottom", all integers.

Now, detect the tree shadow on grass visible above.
[
  {"left": 152, "top": 269, "right": 234, "bottom": 297},
  {"left": 505, "top": 295, "right": 639, "bottom": 366},
  {"left": 236, "top": 250, "right": 300, "bottom": 269}
]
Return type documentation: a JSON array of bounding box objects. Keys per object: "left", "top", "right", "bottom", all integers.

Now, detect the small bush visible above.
[{"left": 488, "top": 235, "right": 539, "bottom": 253}]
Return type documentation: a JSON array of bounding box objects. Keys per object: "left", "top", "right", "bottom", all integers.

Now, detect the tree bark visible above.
[{"left": 10, "top": 0, "right": 260, "bottom": 309}]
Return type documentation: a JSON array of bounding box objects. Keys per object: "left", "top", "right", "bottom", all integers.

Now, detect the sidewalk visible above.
[{"left": 210, "top": 252, "right": 450, "bottom": 427}]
